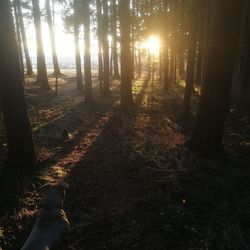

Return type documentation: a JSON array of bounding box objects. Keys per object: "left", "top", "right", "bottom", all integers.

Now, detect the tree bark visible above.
[
  {"left": 138, "top": 46, "right": 142, "bottom": 78},
  {"left": 177, "top": 0, "right": 185, "bottom": 80},
  {"left": 195, "top": 0, "right": 205, "bottom": 85},
  {"left": 83, "top": 0, "right": 93, "bottom": 102},
  {"left": 73, "top": 0, "right": 83, "bottom": 91},
  {"left": 46, "top": 0, "right": 61, "bottom": 76},
  {"left": 112, "top": 0, "right": 120, "bottom": 79},
  {"left": 15, "top": 0, "right": 33, "bottom": 76},
  {"left": 96, "top": 0, "right": 103, "bottom": 92},
  {"left": 120, "top": 0, "right": 134, "bottom": 107},
  {"left": 183, "top": 0, "right": 198, "bottom": 117},
  {"left": 32, "top": 0, "right": 50, "bottom": 90},
  {"left": 13, "top": 2, "right": 25, "bottom": 83},
  {"left": 131, "top": 0, "right": 135, "bottom": 80},
  {"left": 187, "top": 0, "right": 244, "bottom": 157},
  {"left": 163, "top": 1, "right": 170, "bottom": 90},
  {"left": 240, "top": 0, "right": 250, "bottom": 93},
  {"left": 169, "top": 0, "right": 176, "bottom": 86},
  {"left": 0, "top": 0, "right": 36, "bottom": 169},
  {"left": 164, "top": 43, "right": 169, "bottom": 90},
  {"left": 102, "top": 0, "right": 111, "bottom": 97}
]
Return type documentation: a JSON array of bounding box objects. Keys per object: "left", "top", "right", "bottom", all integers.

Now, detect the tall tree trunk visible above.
[
  {"left": 13, "top": 2, "right": 25, "bottom": 83},
  {"left": 73, "top": 0, "right": 83, "bottom": 91},
  {"left": 164, "top": 43, "right": 169, "bottom": 90},
  {"left": 112, "top": 0, "right": 120, "bottom": 79},
  {"left": 102, "top": 0, "right": 110, "bottom": 97},
  {"left": 183, "top": 0, "right": 198, "bottom": 117},
  {"left": 177, "top": 0, "right": 185, "bottom": 80},
  {"left": 32, "top": 0, "right": 50, "bottom": 90},
  {"left": 46, "top": 0, "right": 61, "bottom": 76},
  {"left": 135, "top": 0, "right": 141, "bottom": 78},
  {"left": 195, "top": 0, "right": 206, "bottom": 85},
  {"left": 15, "top": 0, "right": 33, "bottom": 75},
  {"left": 134, "top": 47, "right": 138, "bottom": 78},
  {"left": 120, "top": 0, "right": 134, "bottom": 107},
  {"left": 131, "top": 0, "right": 135, "bottom": 80},
  {"left": 138, "top": 46, "right": 142, "bottom": 78},
  {"left": 240, "top": 0, "right": 250, "bottom": 93},
  {"left": 163, "top": 0, "right": 170, "bottom": 90},
  {"left": 110, "top": 48, "right": 113, "bottom": 76},
  {"left": 83, "top": 0, "right": 93, "bottom": 102},
  {"left": 159, "top": 47, "right": 162, "bottom": 83},
  {"left": 96, "top": 0, "right": 103, "bottom": 92},
  {"left": 187, "top": 0, "right": 244, "bottom": 157},
  {"left": 199, "top": 0, "right": 210, "bottom": 89},
  {"left": 0, "top": 0, "right": 36, "bottom": 169},
  {"left": 169, "top": 0, "right": 176, "bottom": 86}
]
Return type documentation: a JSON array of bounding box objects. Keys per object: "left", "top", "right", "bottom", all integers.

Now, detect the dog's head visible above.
[{"left": 39, "top": 182, "right": 69, "bottom": 209}]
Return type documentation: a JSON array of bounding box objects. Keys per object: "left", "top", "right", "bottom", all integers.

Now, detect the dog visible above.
[{"left": 21, "top": 182, "right": 70, "bottom": 250}]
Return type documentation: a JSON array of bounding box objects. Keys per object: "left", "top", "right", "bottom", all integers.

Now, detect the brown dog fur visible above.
[{"left": 21, "top": 182, "right": 70, "bottom": 250}]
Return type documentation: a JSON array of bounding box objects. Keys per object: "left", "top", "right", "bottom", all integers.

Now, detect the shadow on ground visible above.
[{"left": 1, "top": 77, "right": 250, "bottom": 250}]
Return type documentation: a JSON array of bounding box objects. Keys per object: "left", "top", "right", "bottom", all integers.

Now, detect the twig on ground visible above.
[{"left": 142, "top": 165, "right": 184, "bottom": 172}]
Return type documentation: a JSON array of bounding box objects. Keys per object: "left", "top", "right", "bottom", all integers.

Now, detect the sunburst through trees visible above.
[{"left": 0, "top": 0, "right": 250, "bottom": 248}]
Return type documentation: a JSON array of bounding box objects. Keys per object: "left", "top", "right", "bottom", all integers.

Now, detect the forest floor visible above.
[{"left": 0, "top": 72, "right": 250, "bottom": 250}]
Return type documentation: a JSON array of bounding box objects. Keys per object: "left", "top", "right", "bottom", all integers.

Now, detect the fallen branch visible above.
[{"left": 142, "top": 165, "right": 184, "bottom": 172}]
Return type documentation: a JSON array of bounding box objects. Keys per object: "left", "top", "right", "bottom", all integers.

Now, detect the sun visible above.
[{"left": 146, "top": 35, "right": 161, "bottom": 55}]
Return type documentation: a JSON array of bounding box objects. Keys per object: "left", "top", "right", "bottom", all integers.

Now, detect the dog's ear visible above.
[
  {"left": 59, "top": 182, "right": 69, "bottom": 190},
  {"left": 38, "top": 183, "right": 51, "bottom": 195}
]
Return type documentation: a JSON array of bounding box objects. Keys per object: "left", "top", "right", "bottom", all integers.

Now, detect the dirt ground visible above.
[{"left": 0, "top": 73, "right": 250, "bottom": 250}]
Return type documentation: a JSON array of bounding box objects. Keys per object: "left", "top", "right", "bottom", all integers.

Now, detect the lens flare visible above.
[{"left": 146, "top": 36, "right": 161, "bottom": 54}]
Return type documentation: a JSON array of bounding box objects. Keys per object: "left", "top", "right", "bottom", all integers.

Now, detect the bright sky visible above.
[
  {"left": 25, "top": 1, "right": 75, "bottom": 58},
  {"left": 26, "top": 20, "right": 76, "bottom": 58},
  {"left": 23, "top": 1, "right": 160, "bottom": 68},
  {"left": 24, "top": 1, "right": 98, "bottom": 68}
]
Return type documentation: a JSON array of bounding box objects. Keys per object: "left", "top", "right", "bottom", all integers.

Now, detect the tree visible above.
[
  {"left": 131, "top": 0, "right": 136, "bottom": 80},
  {"left": 32, "top": 0, "right": 50, "bottom": 90},
  {"left": 111, "top": 0, "right": 120, "bottom": 79},
  {"left": 183, "top": 0, "right": 198, "bottom": 117},
  {"left": 187, "top": 0, "right": 244, "bottom": 157},
  {"left": 176, "top": 0, "right": 185, "bottom": 81},
  {"left": 96, "top": 0, "right": 104, "bottom": 92},
  {"left": 240, "top": 0, "right": 250, "bottom": 94},
  {"left": 73, "top": 0, "right": 83, "bottom": 91},
  {"left": 102, "top": 0, "right": 111, "bottom": 97},
  {"left": 46, "top": 0, "right": 61, "bottom": 76},
  {"left": 15, "top": 0, "right": 34, "bottom": 76},
  {"left": 135, "top": 0, "right": 142, "bottom": 78},
  {"left": 195, "top": 0, "right": 207, "bottom": 85},
  {"left": 169, "top": 0, "right": 177, "bottom": 87},
  {"left": 0, "top": 0, "right": 36, "bottom": 169},
  {"left": 120, "top": 0, "right": 134, "bottom": 107},
  {"left": 163, "top": 0, "right": 170, "bottom": 90},
  {"left": 82, "top": 0, "right": 93, "bottom": 102},
  {"left": 13, "top": 1, "right": 25, "bottom": 82}
]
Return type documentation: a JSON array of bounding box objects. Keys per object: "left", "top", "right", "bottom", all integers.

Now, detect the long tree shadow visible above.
[
  {"left": 0, "top": 99, "right": 120, "bottom": 249},
  {"left": 63, "top": 105, "right": 178, "bottom": 249},
  {"left": 0, "top": 78, "right": 147, "bottom": 249},
  {"left": 36, "top": 97, "right": 119, "bottom": 166},
  {"left": 54, "top": 79, "right": 190, "bottom": 249}
]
